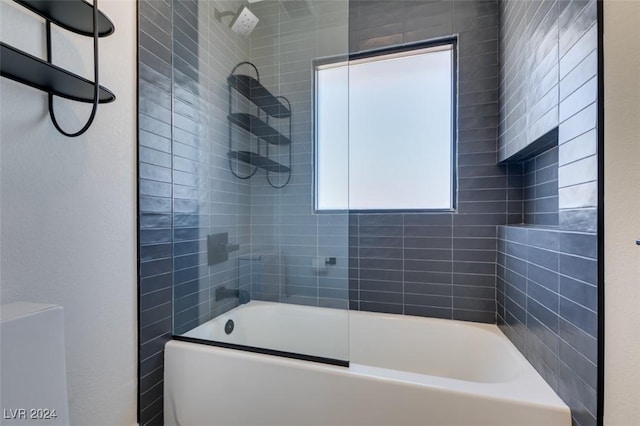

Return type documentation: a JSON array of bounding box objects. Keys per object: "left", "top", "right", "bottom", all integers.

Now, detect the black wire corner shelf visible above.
[
  {"left": 0, "top": 0, "right": 115, "bottom": 137},
  {"left": 228, "top": 113, "right": 291, "bottom": 146},
  {"left": 228, "top": 151, "right": 291, "bottom": 173},
  {"left": 13, "top": 0, "right": 114, "bottom": 37},
  {"left": 227, "top": 62, "right": 292, "bottom": 189},
  {"left": 227, "top": 74, "right": 291, "bottom": 119},
  {"left": 0, "top": 43, "right": 115, "bottom": 103}
]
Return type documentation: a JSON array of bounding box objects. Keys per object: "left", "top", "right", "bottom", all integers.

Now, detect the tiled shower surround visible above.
[
  {"left": 137, "top": 1, "right": 600, "bottom": 425},
  {"left": 498, "top": 0, "right": 599, "bottom": 424},
  {"left": 497, "top": 225, "right": 598, "bottom": 426},
  {"left": 347, "top": 0, "right": 509, "bottom": 323}
]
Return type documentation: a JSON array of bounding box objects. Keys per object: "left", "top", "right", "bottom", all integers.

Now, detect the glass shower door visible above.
[{"left": 172, "top": 0, "right": 351, "bottom": 364}]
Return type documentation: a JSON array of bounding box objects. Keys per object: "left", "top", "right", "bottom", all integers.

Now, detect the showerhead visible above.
[
  {"left": 215, "top": 6, "right": 259, "bottom": 37},
  {"left": 230, "top": 7, "right": 259, "bottom": 37}
]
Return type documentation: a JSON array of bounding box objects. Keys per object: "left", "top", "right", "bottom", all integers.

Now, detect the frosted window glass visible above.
[
  {"left": 316, "top": 64, "right": 349, "bottom": 210},
  {"left": 315, "top": 45, "right": 454, "bottom": 211}
]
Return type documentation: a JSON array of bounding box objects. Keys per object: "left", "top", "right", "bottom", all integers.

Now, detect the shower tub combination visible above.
[{"left": 165, "top": 301, "right": 570, "bottom": 426}]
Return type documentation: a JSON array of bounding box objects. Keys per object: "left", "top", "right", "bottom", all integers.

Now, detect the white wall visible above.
[
  {"left": 0, "top": 0, "right": 138, "bottom": 424},
  {"left": 604, "top": 1, "right": 640, "bottom": 424}
]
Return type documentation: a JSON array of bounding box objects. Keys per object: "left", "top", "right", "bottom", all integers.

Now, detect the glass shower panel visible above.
[{"left": 172, "top": 0, "right": 350, "bottom": 364}]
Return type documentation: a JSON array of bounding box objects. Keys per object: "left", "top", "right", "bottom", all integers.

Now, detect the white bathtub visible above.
[{"left": 165, "top": 301, "right": 570, "bottom": 426}]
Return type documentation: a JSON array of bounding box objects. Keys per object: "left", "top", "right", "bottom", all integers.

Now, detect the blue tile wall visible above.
[
  {"left": 524, "top": 146, "right": 559, "bottom": 226},
  {"left": 139, "top": 0, "right": 252, "bottom": 423},
  {"left": 497, "top": 0, "right": 600, "bottom": 424},
  {"left": 138, "top": 0, "right": 174, "bottom": 424},
  {"left": 137, "top": 1, "right": 600, "bottom": 425},
  {"left": 245, "top": 1, "right": 351, "bottom": 309},
  {"left": 347, "top": 0, "right": 506, "bottom": 323},
  {"left": 498, "top": 226, "right": 598, "bottom": 426},
  {"left": 499, "top": 0, "right": 598, "bottom": 233}
]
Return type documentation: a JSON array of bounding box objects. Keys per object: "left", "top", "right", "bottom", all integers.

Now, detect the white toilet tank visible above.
[{"left": 1, "top": 303, "right": 70, "bottom": 425}]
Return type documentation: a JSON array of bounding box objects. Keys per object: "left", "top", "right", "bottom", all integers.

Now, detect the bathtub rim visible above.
[{"left": 172, "top": 335, "right": 349, "bottom": 367}]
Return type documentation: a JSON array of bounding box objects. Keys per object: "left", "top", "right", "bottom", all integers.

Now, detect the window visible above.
[{"left": 314, "top": 42, "right": 456, "bottom": 211}]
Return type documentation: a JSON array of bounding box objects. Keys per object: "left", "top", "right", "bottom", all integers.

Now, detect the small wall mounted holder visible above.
[{"left": 0, "top": 0, "right": 116, "bottom": 137}]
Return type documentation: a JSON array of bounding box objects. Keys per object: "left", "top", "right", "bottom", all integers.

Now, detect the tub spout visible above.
[{"left": 215, "top": 286, "right": 250, "bottom": 304}]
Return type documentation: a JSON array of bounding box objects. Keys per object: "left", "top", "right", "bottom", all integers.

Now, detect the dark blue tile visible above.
[
  {"left": 453, "top": 297, "right": 495, "bottom": 312},
  {"left": 404, "top": 226, "right": 452, "bottom": 238},
  {"left": 558, "top": 317, "right": 598, "bottom": 364},
  {"left": 558, "top": 339, "right": 597, "bottom": 390},
  {"left": 404, "top": 260, "right": 452, "bottom": 273},
  {"left": 452, "top": 309, "right": 495, "bottom": 323},
  {"left": 505, "top": 281, "right": 527, "bottom": 309},
  {"left": 405, "top": 293, "right": 452, "bottom": 308},
  {"left": 505, "top": 268, "right": 527, "bottom": 293},
  {"left": 452, "top": 261, "right": 495, "bottom": 275},
  {"left": 559, "top": 253, "right": 597, "bottom": 285},
  {"left": 140, "top": 273, "right": 172, "bottom": 295},
  {"left": 528, "top": 280, "right": 559, "bottom": 313},
  {"left": 559, "top": 297, "right": 597, "bottom": 337},
  {"left": 359, "top": 301, "right": 403, "bottom": 315},
  {"left": 528, "top": 246, "right": 559, "bottom": 271},
  {"left": 506, "top": 254, "right": 527, "bottom": 276},
  {"left": 404, "top": 237, "right": 452, "bottom": 249},
  {"left": 140, "top": 243, "right": 172, "bottom": 262},
  {"left": 359, "top": 290, "right": 403, "bottom": 304},
  {"left": 140, "top": 258, "right": 172, "bottom": 278},
  {"left": 505, "top": 240, "right": 528, "bottom": 260},
  {"left": 358, "top": 214, "right": 403, "bottom": 226},
  {"left": 405, "top": 282, "right": 452, "bottom": 296},
  {"left": 559, "top": 275, "right": 597, "bottom": 312},
  {"left": 405, "top": 305, "right": 452, "bottom": 319},
  {"left": 557, "top": 361, "right": 598, "bottom": 422},
  {"left": 527, "top": 229, "right": 559, "bottom": 250},
  {"left": 559, "top": 232, "right": 597, "bottom": 259},
  {"left": 452, "top": 285, "right": 495, "bottom": 299},
  {"left": 527, "top": 313, "right": 560, "bottom": 356},
  {"left": 528, "top": 263, "right": 559, "bottom": 292},
  {"left": 359, "top": 268, "right": 403, "bottom": 282},
  {"left": 536, "top": 180, "right": 558, "bottom": 198},
  {"left": 406, "top": 270, "right": 453, "bottom": 285},
  {"left": 140, "top": 302, "right": 172, "bottom": 329},
  {"left": 528, "top": 297, "right": 559, "bottom": 334},
  {"left": 453, "top": 238, "right": 496, "bottom": 250},
  {"left": 359, "top": 258, "right": 403, "bottom": 270},
  {"left": 452, "top": 273, "right": 496, "bottom": 287},
  {"left": 405, "top": 248, "right": 452, "bottom": 261}
]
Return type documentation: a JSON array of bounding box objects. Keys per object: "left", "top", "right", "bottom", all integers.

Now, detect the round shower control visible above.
[{"left": 225, "top": 319, "right": 234, "bottom": 335}]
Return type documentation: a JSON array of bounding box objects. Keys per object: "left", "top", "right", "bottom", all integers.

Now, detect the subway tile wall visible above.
[
  {"left": 499, "top": 0, "right": 598, "bottom": 233},
  {"left": 347, "top": 0, "right": 510, "bottom": 323},
  {"left": 498, "top": 0, "right": 599, "bottom": 424},
  {"left": 524, "top": 145, "right": 559, "bottom": 226},
  {"left": 557, "top": 0, "right": 598, "bottom": 233},
  {"left": 138, "top": 0, "right": 251, "bottom": 424},
  {"left": 138, "top": 0, "right": 174, "bottom": 424},
  {"left": 497, "top": 226, "right": 598, "bottom": 426},
  {"left": 245, "top": 1, "right": 351, "bottom": 309},
  {"left": 137, "top": 1, "right": 600, "bottom": 424}
]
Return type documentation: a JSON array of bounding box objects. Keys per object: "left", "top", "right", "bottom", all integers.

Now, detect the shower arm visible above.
[{"left": 214, "top": 9, "right": 236, "bottom": 22}]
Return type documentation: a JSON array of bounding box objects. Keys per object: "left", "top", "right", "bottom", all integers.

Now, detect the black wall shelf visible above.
[
  {"left": 0, "top": 0, "right": 115, "bottom": 137},
  {"left": 228, "top": 151, "right": 291, "bottom": 173},
  {"left": 1, "top": 43, "right": 115, "bottom": 103},
  {"left": 228, "top": 113, "right": 291, "bottom": 146},
  {"left": 227, "top": 62, "right": 292, "bottom": 188},
  {"left": 14, "top": 0, "right": 114, "bottom": 37},
  {"left": 227, "top": 74, "right": 291, "bottom": 118}
]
